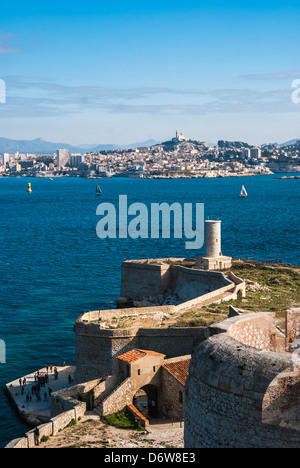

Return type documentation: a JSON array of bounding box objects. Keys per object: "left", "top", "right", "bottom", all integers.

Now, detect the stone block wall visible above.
[
  {"left": 51, "top": 379, "right": 99, "bottom": 417},
  {"left": 6, "top": 401, "right": 85, "bottom": 448},
  {"left": 101, "top": 378, "right": 134, "bottom": 416},
  {"left": 121, "top": 260, "right": 235, "bottom": 305},
  {"left": 93, "top": 373, "right": 121, "bottom": 407},
  {"left": 74, "top": 324, "right": 140, "bottom": 382},
  {"left": 213, "top": 312, "right": 277, "bottom": 351},
  {"left": 52, "top": 410, "right": 76, "bottom": 436},
  {"left": 74, "top": 322, "right": 203, "bottom": 384},
  {"left": 121, "top": 261, "right": 172, "bottom": 300},
  {"left": 5, "top": 438, "right": 29, "bottom": 449},
  {"left": 185, "top": 313, "right": 300, "bottom": 449},
  {"left": 159, "top": 368, "right": 185, "bottom": 420},
  {"left": 286, "top": 308, "right": 300, "bottom": 350}
]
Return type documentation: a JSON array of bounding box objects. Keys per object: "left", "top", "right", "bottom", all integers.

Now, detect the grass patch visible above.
[
  {"left": 101, "top": 409, "right": 138, "bottom": 430},
  {"left": 175, "top": 260, "right": 300, "bottom": 329}
]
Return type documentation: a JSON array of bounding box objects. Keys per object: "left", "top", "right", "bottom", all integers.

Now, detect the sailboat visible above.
[
  {"left": 96, "top": 184, "right": 102, "bottom": 196},
  {"left": 239, "top": 185, "right": 248, "bottom": 198}
]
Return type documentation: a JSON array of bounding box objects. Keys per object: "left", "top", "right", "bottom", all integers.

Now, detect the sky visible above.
[{"left": 0, "top": 0, "right": 300, "bottom": 146}]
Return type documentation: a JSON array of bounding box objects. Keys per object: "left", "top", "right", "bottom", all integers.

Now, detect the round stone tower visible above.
[{"left": 206, "top": 220, "right": 221, "bottom": 258}]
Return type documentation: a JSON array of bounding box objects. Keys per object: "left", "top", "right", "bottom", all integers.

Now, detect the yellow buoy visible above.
[{"left": 27, "top": 183, "right": 32, "bottom": 193}]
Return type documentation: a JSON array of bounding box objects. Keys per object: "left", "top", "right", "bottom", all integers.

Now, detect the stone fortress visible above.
[
  {"left": 6, "top": 220, "right": 300, "bottom": 449},
  {"left": 185, "top": 309, "right": 300, "bottom": 448}
]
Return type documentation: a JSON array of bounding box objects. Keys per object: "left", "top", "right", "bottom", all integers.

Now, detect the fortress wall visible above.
[
  {"left": 74, "top": 324, "right": 140, "bottom": 383},
  {"left": 263, "top": 371, "right": 300, "bottom": 424},
  {"left": 160, "top": 368, "right": 185, "bottom": 420},
  {"left": 52, "top": 410, "right": 76, "bottom": 436},
  {"left": 5, "top": 438, "right": 29, "bottom": 449},
  {"left": 227, "top": 313, "right": 276, "bottom": 351},
  {"left": 175, "top": 284, "right": 234, "bottom": 313},
  {"left": 185, "top": 314, "right": 300, "bottom": 449},
  {"left": 174, "top": 267, "right": 231, "bottom": 291},
  {"left": 101, "top": 378, "right": 134, "bottom": 416},
  {"left": 74, "top": 321, "right": 202, "bottom": 384},
  {"left": 26, "top": 423, "right": 53, "bottom": 448},
  {"left": 100, "top": 305, "right": 176, "bottom": 321},
  {"left": 137, "top": 328, "right": 202, "bottom": 358},
  {"left": 286, "top": 308, "right": 300, "bottom": 350},
  {"left": 121, "top": 262, "right": 172, "bottom": 299},
  {"left": 7, "top": 401, "right": 86, "bottom": 448},
  {"left": 94, "top": 373, "right": 122, "bottom": 407},
  {"left": 120, "top": 260, "right": 237, "bottom": 304},
  {"left": 51, "top": 380, "right": 95, "bottom": 417},
  {"left": 79, "top": 305, "right": 176, "bottom": 325}
]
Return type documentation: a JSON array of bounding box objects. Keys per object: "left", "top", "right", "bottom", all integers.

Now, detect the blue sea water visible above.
[{"left": 0, "top": 174, "right": 299, "bottom": 447}]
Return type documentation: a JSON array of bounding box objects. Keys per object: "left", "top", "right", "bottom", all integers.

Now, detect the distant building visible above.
[
  {"left": 57, "top": 149, "right": 69, "bottom": 168},
  {"left": 251, "top": 147, "right": 262, "bottom": 159},
  {"left": 174, "top": 129, "right": 188, "bottom": 142},
  {"left": 242, "top": 148, "right": 251, "bottom": 159},
  {"left": 69, "top": 154, "right": 85, "bottom": 168},
  {"left": 2, "top": 153, "right": 10, "bottom": 166}
]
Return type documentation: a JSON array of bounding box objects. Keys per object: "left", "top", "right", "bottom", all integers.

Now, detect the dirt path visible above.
[{"left": 35, "top": 414, "right": 184, "bottom": 449}]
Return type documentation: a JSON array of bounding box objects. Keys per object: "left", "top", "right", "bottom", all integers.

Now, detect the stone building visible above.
[
  {"left": 99, "top": 349, "right": 190, "bottom": 422},
  {"left": 185, "top": 309, "right": 300, "bottom": 448}
]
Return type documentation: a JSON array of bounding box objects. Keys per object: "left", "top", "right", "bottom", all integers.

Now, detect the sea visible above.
[{"left": 0, "top": 174, "right": 299, "bottom": 447}]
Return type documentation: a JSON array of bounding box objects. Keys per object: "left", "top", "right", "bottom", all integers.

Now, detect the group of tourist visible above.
[{"left": 19, "top": 366, "right": 59, "bottom": 406}]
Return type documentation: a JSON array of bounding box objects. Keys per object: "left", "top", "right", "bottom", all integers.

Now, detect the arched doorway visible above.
[{"left": 133, "top": 385, "right": 159, "bottom": 419}]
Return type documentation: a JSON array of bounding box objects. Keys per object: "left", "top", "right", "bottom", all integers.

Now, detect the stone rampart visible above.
[
  {"left": 286, "top": 308, "right": 300, "bottom": 351},
  {"left": 74, "top": 323, "right": 203, "bottom": 383},
  {"left": 120, "top": 260, "right": 236, "bottom": 305},
  {"left": 6, "top": 399, "right": 86, "bottom": 448},
  {"left": 185, "top": 312, "right": 300, "bottom": 448}
]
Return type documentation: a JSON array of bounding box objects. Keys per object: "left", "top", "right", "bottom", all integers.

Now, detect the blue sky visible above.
[{"left": 0, "top": 0, "right": 300, "bottom": 145}]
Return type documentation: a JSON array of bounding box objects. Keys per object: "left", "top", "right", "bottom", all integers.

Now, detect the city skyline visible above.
[{"left": 0, "top": 1, "right": 300, "bottom": 145}]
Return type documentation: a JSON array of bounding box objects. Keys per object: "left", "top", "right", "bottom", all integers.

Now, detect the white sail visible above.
[{"left": 240, "top": 185, "right": 248, "bottom": 197}]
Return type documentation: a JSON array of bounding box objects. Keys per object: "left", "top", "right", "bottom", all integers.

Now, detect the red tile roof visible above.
[
  {"left": 117, "top": 349, "right": 165, "bottom": 364},
  {"left": 137, "top": 349, "right": 166, "bottom": 357},
  {"left": 162, "top": 359, "right": 191, "bottom": 386},
  {"left": 127, "top": 404, "right": 149, "bottom": 424}
]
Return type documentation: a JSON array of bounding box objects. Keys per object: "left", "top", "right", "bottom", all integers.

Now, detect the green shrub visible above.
[
  {"left": 102, "top": 410, "right": 137, "bottom": 430},
  {"left": 65, "top": 419, "right": 77, "bottom": 429}
]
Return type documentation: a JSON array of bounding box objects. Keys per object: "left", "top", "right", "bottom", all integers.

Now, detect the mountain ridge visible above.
[
  {"left": 0, "top": 136, "right": 298, "bottom": 154},
  {"left": 0, "top": 137, "right": 162, "bottom": 154}
]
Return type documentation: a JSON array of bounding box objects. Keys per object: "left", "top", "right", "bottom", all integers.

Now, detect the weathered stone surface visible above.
[
  {"left": 52, "top": 410, "right": 76, "bottom": 436},
  {"left": 5, "top": 438, "right": 28, "bottom": 449},
  {"left": 185, "top": 313, "right": 300, "bottom": 448}
]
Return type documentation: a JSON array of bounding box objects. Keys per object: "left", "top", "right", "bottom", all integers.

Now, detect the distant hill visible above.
[
  {"left": 91, "top": 139, "right": 161, "bottom": 151},
  {"left": 0, "top": 137, "right": 162, "bottom": 154},
  {"left": 280, "top": 139, "right": 300, "bottom": 147},
  {"left": 0, "top": 138, "right": 88, "bottom": 155}
]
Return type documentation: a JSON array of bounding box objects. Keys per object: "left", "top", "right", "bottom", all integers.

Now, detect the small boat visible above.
[
  {"left": 27, "top": 183, "right": 32, "bottom": 193},
  {"left": 96, "top": 184, "right": 102, "bottom": 196},
  {"left": 239, "top": 185, "right": 248, "bottom": 198}
]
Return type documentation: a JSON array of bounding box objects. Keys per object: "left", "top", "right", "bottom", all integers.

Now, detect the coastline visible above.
[{"left": 0, "top": 171, "right": 274, "bottom": 180}]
